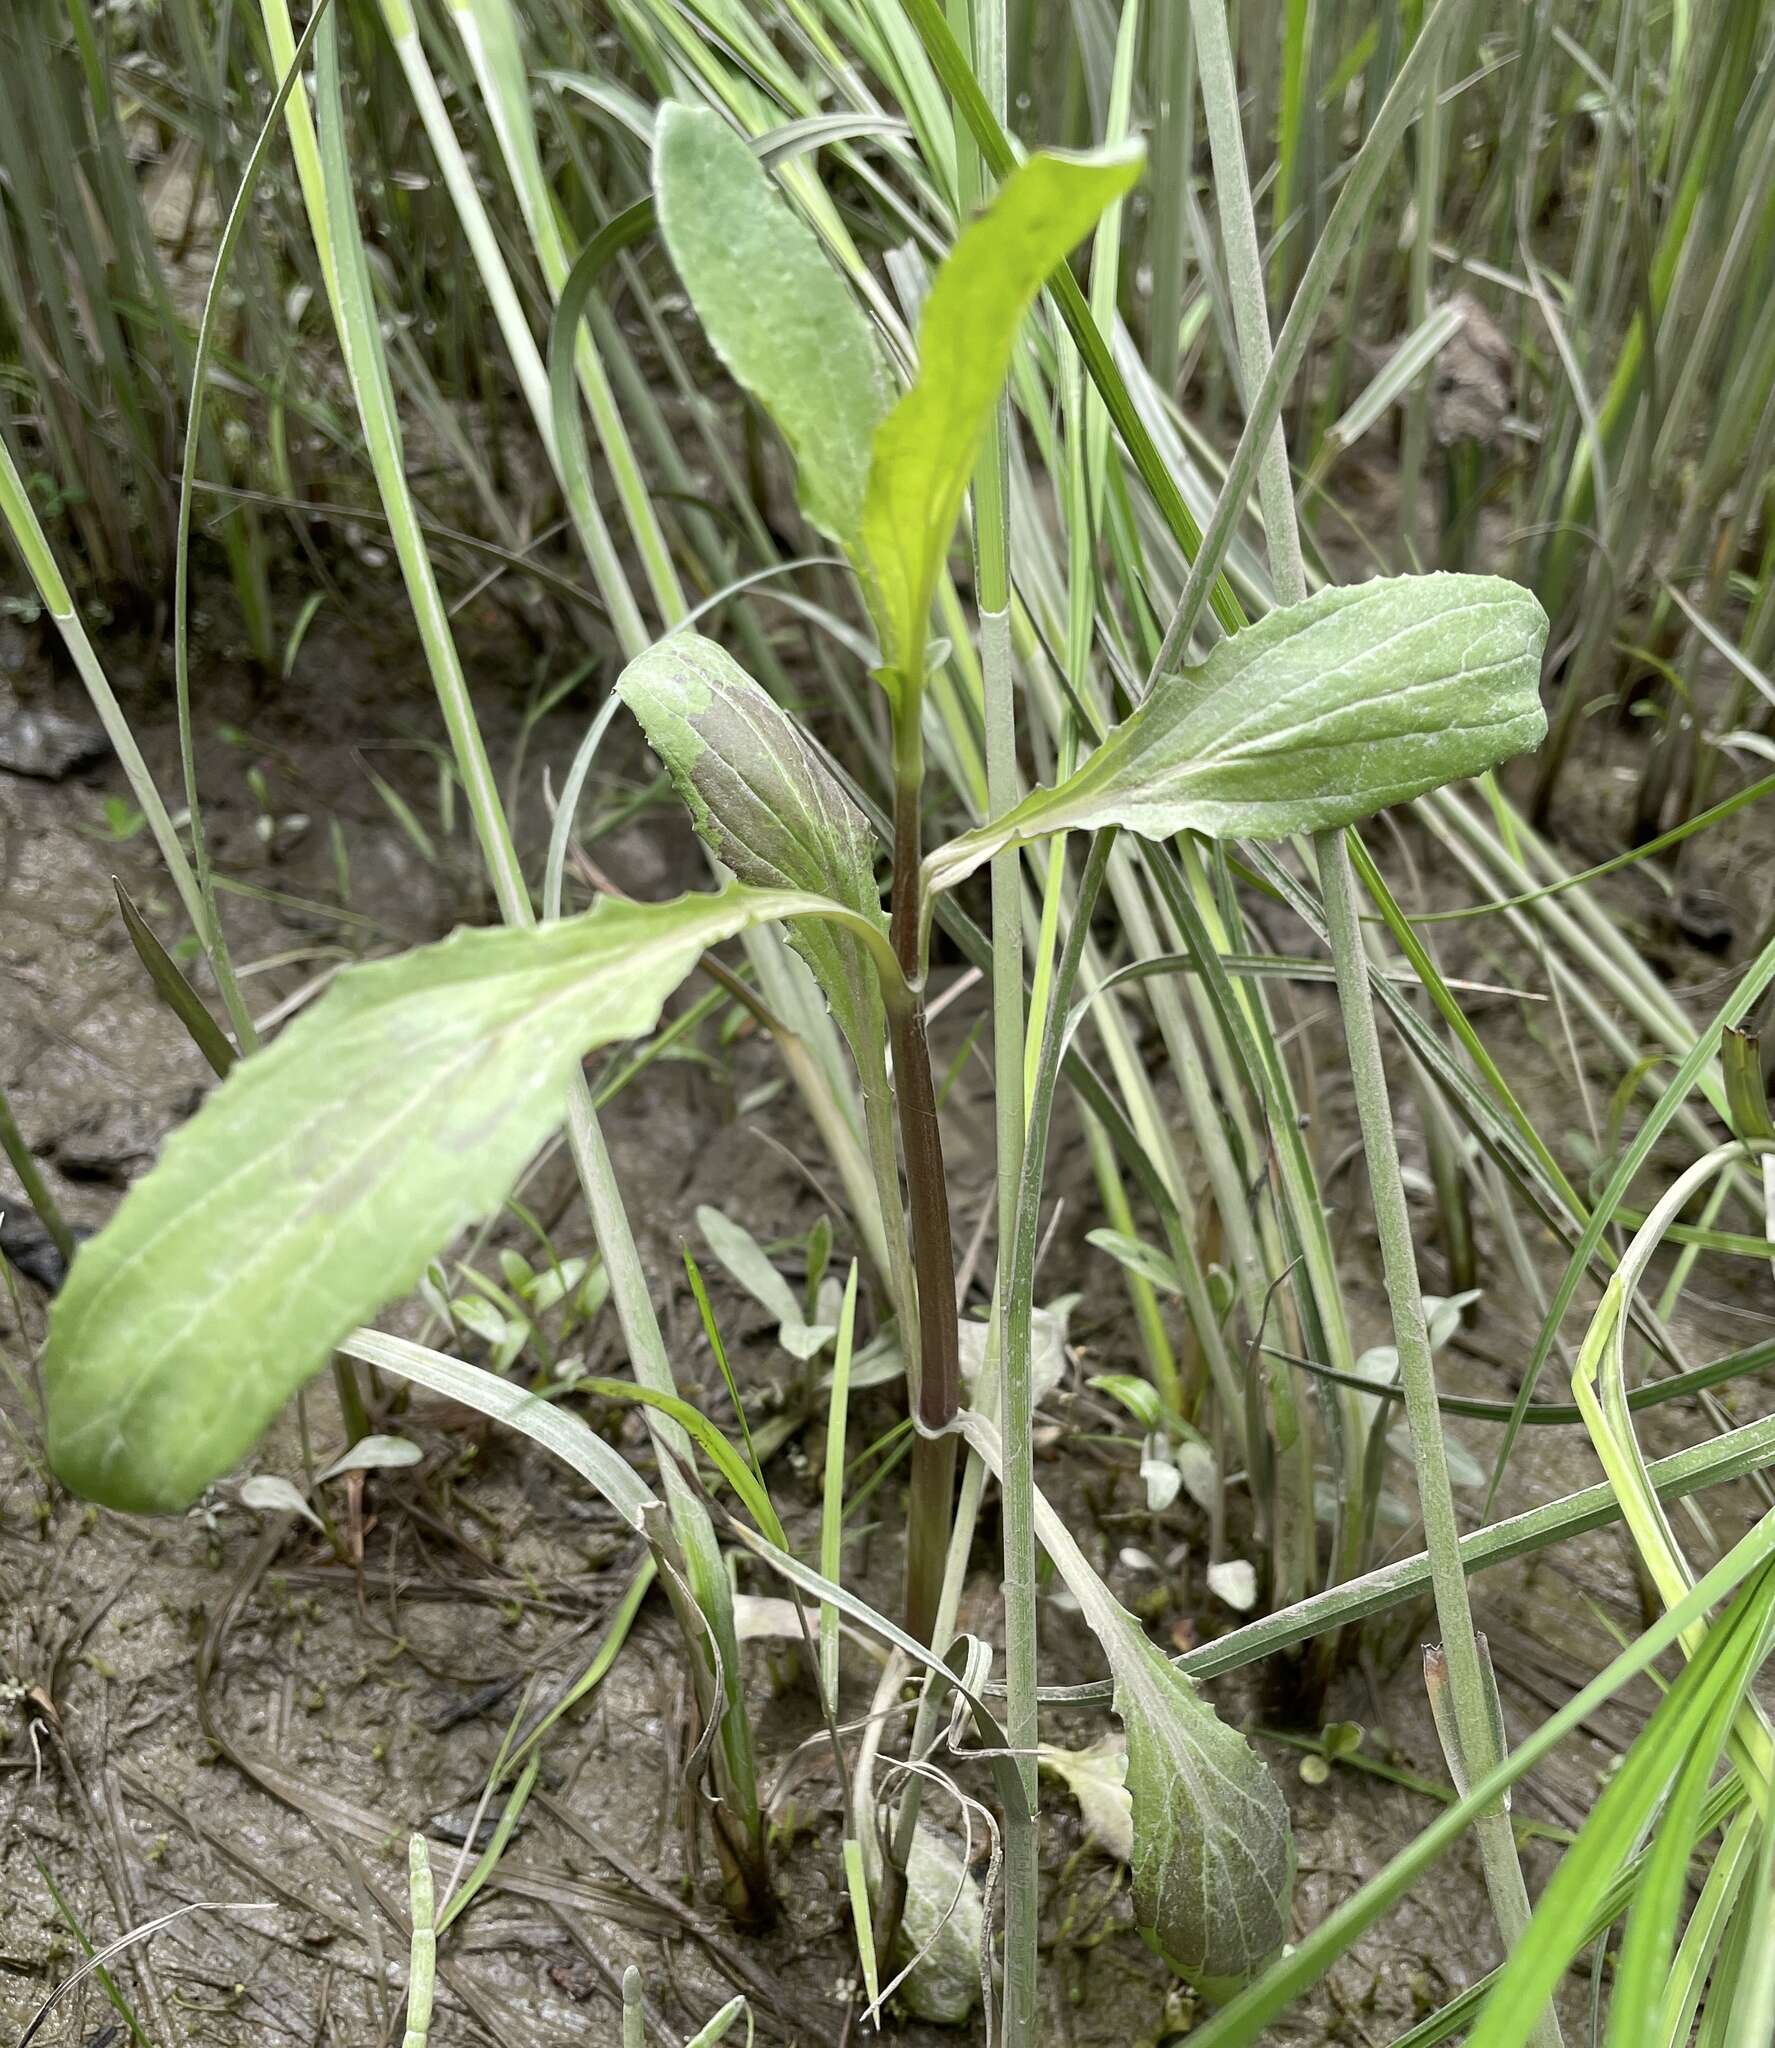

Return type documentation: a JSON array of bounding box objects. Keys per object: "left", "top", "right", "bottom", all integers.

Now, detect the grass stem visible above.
[
  {"left": 1189, "top": 3, "right": 1557, "bottom": 2026},
  {"left": 1320, "top": 839, "right": 1557, "bottom": 2041},
  {"left": 1002, "top": 825, "right": 1117, "bottom": 2045}
]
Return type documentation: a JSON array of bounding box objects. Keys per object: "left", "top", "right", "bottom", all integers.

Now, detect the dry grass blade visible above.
[{"left": 19, "top": 1901, "right": 275, "bottom": 2048}]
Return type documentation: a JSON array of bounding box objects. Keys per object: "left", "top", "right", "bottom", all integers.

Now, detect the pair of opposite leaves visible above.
[{"left": 42, "top": 105, "right": 1548, "bottom": 1993}]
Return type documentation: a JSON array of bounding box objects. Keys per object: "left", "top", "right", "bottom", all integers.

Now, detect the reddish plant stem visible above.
[{"left": 889, "top": 768, "right": 961, "bottom": 1646}]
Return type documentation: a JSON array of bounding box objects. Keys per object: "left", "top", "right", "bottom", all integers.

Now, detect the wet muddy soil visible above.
[{"left": 3, "top": 574, "right": 1773, "bottom": 2046}]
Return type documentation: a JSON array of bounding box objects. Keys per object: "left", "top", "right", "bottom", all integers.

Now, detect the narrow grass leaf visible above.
[
  {"left": 844, "top": 1837, "right": 880, "bottom": 2008},
  {"left": 820, "top": 1261, "right": 859, "bottom": 1711},
  {"left": 1486, "top": 926, "right": 1775, "bottom": 1505},
  {"left": 435, "top": 1752, "right": 538, "bottom": 1935},
  {"left": 338, "top": 1330, "right": 656, "bottom": 1525},
  {"left": 1187, "top": 1535, "right": 1775, "bottom": 2048},
  {"left": 401, "top": 1836, "right": 435, "bottom": 2048},
  {"left": 112, "top": 880, "right": 238, "bottom": 1079},
  {"left": 622, "top": 1967, "right": 644, "bottom": 2048},
  {"left": 1465, "top": 1570, "right": 1775, "bottom": 2048},
  {"left": 1717, "top": 1808, "right": 1775, "bottom": 2047},
  {"left": 353, "top": 1333, "right": 1028, "bottom": 1824},
  {"left": 1606, "top": 1646, "right": 1756, "bottom": 2047},
  {"left": 684, "top": 1998, "right": 750, "bottom": 2047}
]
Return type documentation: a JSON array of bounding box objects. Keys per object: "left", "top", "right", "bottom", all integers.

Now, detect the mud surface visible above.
[{"left": 3, "top": 569, "right": 1773, "bottom": 2047}]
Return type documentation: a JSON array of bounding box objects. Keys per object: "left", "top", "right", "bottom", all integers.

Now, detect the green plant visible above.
[
  {"left": 31, "top": 80, "right": 1570, "bottom": 2018},
  {"left": 400, "top": 1836, "right": 435, "bottom": 2048},
  {"left": 12, "top": 3, "right": 1775, "bottom": 2041}
]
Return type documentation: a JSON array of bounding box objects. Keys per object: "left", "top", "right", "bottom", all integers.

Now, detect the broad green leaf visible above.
[
  {"left": 960, "top": 1412, "right": 1293, "bottom": 1992},
  {"left": 653, "top": 104, "right": 889, "bottom": 548},
  {"left": 45, "top": 883, "right": 860, "bottom": 1515},
  {"left": 695, "top": 1203, "right": 836, "bottom": 1361},
  {"left": 1097, "top": 1595, "right": 1295, "bottom": 1992},
  {"left": 860, "top": 143, "right": 1144, "bottom": 691},
  {"left": 618, "top": 632, "right": 887, "bottom": 1060},
  {"left": 925, "top": 574, "right": 1549, "bottom": 897}
]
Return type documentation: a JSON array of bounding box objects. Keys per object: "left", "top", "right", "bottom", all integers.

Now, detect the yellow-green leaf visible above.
[{"left": 860, "top": 143, "right": 1144, "bottom": 692}]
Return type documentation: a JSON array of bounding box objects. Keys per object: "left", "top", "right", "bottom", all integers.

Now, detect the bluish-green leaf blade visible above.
[
  {"left": 860, "top": 142, "right": 1144, "bottom": 688},
  {"left": 653, "top": 104, "right": 889, "bottom": 549},
  {"left": 962, "top": 1409, "right": 1293, "bottom": 1992},
  {"left": 926, "top": 573, "right": 1549, "bottom": 894},
  {"left": 45, "top": 884, "right": 841, "bottom": 1514},
  {"left": 1106, "top": 1601, "right": 1296, "bottom": 1993},
  {"left": 618, "top": 631, "right": 888, "bottom": 1060}
]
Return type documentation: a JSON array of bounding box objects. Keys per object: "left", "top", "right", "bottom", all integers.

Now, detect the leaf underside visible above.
[
  {"left": 45, "top": 884, "right": 832, "bottom": 1514},
  {"left": 618, "top": 630, "right": 887, "bottom": 1060},
  {"left": 1106, "top": 1603, "right": 1296, "bottom": 1990},
  {"left": 991, "top": 1406, "right": 1297, "bottom": 1996},
  {"left": 926, "top": 572, "right": 1550, "bottom": 894},
  {"left": 865, "top": 1823, "right": 985, "bottom": 2025}
]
